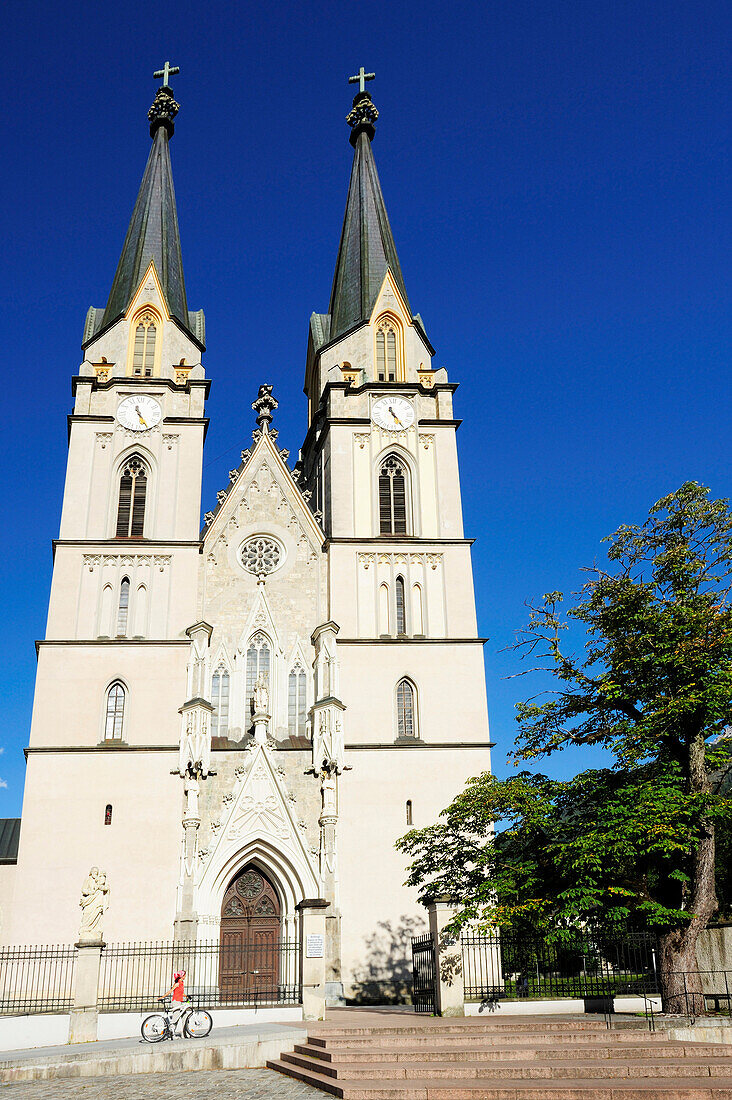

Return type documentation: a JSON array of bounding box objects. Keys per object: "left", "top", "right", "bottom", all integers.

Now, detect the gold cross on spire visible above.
[
  {"left": 153, "top": 61, "right": 180, "bottom": 88},
  {"left": 348, "top": 66, "right": 375, "bottom": 94}
]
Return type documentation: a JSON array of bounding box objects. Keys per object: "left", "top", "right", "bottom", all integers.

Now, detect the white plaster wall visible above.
[
  {"left": 46, "top": 547, "right": 200, "bottom": 640},
  {"left": 0, "top": 1014, "right": 70, "bottom": 1051},
  {"left": 0, "top": 866, "right": 17, "bottom": 942},
  {"left": 28, "top": 642, "right": 187, "bottom": 749},
  {"left": 7, "top": 751, "right": 181, "bottom": 946},
  {"left": 338, "top": 746, "right": 491, "bottom": 996},
  {"left": 329, "top": 543, "right": 480, "bottom": 639},
  {"left": 339, "top": 642, "right": 490, "bottom": 746}
]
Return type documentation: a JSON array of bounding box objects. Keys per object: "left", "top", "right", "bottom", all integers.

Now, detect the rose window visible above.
[{"left": 239, "top": 536, "right": 282, "bottom": 576}]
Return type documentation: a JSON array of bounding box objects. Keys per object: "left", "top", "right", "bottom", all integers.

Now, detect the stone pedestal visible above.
[
  {"left": 427, "top": 900, "right": 465, "bottom": 1017},
  {"left": 297, "top": 898, "right": 329, "bottom": 1021},
  {"left": 69, "top": 940, "right": 103, "bottom": 1043}
]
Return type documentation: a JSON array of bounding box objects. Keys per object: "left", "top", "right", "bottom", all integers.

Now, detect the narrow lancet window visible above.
[
  {"left": 132, "top": 313, "right": 157, "bottom": 377},
  {"left": 396, "top": 678, "right": 417, "bottom": 740},
  {"left": 376, "top": 320, "right": 398, "bottom": 381},
  {"left": 116, "top": 457, "right": 147, "bottom": 538},
  {"left": 379, "top": 455, "right": 408, "bottom": 535},
  {"left": 288, "top": 664, "right": 307, "bottom": 737},
  {"left": 246, "top": 634, "right": 271, "bottom": 720},
  {"left": 116, "top": 577, "right": 130, "bottom": 636},
  {"left": 104, "top": 682, "right": 126, "bottom": 741},
  {"left": 395, "top": 575, "right": 406, "bottom": 635},
  {"left": 406, "top": 799, "right": 413, "bottom": 826},
  {"left": 104, "top": 804, "right": 113, "bottom": 825},
  {"left": 211, "top": 669, "right": 230, "bottom": 739}
]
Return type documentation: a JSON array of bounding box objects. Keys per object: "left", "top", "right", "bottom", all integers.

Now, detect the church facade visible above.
[{"left": 0, "top": 75, "right": 492, "bottom": 1002}]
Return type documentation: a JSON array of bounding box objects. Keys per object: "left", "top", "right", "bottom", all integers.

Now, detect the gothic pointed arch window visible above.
[
  {"left": 395, "top": 575, "right": 407, "bottom": 635},
  {"left": 116, "top": 456, "right": 148, "bottom": 538},
  {"left": 116, "top": 576, "right": 130, "bottom": 636},
  {"left": 211, "top": 667, "right": 230, "bottom": 739},
  {"left": 288, "top": 660, "right": 307, "bottom": 738},
  {"left": 245, "top": 633, "right": 271, "bottom": 720},
  {"left": 379, "top": 454, "right": 409, "bottom": 535},
  {"left": 375, "top": 317, "right": 401, "bottom": 382},
  {"left": 130, "top": 309, "right": 158, "bottom": 377},
  {"left": 104, "top": 681, "right": 126, "bottom": 741},
  {"left": 396, "top": 678, "right": 418, "bottom": 740}
]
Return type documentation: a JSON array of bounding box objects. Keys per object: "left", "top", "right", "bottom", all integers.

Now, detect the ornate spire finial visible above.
[
  {"left": 252, "top": 385, "right": 278, "bottom": 432},
  {"left": 346, "top": 67, "right": 378, "bottom": 147},
  {"left": 148, "top": 62, "right": 180, "bottom": 139}
]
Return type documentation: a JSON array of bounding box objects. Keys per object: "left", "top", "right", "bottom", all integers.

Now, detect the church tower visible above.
[
  {"left": 4, "top": 73, "right": 209, "bottom": 945},
  {"left": 298, "top": 74, "right": 492, "bottom": 994}
]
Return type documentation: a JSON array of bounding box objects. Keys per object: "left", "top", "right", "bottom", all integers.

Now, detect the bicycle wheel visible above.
[
  {"left": 184, "top": 1008, "right": 212, "bottom": 1038},
  {"left": 141, "top": 1013, "right": 168, "bottom": 1042}
]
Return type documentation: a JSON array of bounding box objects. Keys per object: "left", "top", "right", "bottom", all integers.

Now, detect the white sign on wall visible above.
[{"left": 306, "top": 933, "right": 324, "bottom": 958}]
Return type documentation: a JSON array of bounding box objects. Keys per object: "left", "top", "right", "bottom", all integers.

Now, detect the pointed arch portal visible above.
[{"left": 219, "top": 864, "right": 282, "bottom": 1002}]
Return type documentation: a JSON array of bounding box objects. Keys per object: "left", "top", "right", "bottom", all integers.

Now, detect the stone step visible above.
[
  {"left": 307, "top": 1038, "right": 727, "bottom": 1058},
  {"left": 279, "top": 1052, "right": 732, "bottom": 1081},
  {"left": 268, "top": 1060, "right": 732, "bottom": 1099},
  {"left": 292, "top": 1043, "right": 732, "bottom": 1065},
  {"left": 307, "top": 1022, "right": 611, "bottom": 1037},
  {"left": 307, "top": 1033, "right": 676, "bottom": 1049}
]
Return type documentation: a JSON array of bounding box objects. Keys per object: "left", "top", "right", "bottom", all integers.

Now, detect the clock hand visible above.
[
  {"left": 135, "top": 404, "right": 149, "bottom": 428},
  {"left": 388, "top": 406, "right": 404, "bottom": 428}
]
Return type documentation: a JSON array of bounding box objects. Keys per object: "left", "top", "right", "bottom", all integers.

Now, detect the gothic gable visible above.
[{"left": 197, "top": 742, "right": 320, "bottom": 903}]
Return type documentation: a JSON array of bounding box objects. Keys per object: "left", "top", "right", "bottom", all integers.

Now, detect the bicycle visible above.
[{"left": 141, "top": 996, "right": 213, "bottom": 1042}]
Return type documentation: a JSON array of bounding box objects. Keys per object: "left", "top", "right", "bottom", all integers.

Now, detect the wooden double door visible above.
[{"left": 219, "top": 865, "right": 281, "bottom": 1002}]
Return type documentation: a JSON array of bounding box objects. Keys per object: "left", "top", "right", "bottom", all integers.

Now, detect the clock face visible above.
[
  {"left": 116, "top": 395, "right": 162, "bottom": 432},
  {"left": 371, "top": 396, "right": 415, "bottom": 432}
]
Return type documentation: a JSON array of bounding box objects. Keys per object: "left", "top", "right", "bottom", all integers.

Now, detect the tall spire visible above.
[
  {"left": 99, "top": 66, "right": 191, "bottom": 336},
  {"left": 328, "top": 73, "right": 412, "bottom": 343}
]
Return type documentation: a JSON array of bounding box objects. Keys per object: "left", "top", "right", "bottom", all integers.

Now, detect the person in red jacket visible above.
[{"left": 163, "top": 970, "right": 187, "bottom": 1033}]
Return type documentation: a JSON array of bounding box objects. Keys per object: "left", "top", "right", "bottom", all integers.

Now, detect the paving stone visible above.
[{"left": 0, "top": 1068, "right": 324, "bottom": 1099}]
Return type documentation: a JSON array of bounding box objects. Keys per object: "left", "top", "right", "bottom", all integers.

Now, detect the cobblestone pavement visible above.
[{"left": 0, "top": 1069, "right": 324, "bottom": 1099}]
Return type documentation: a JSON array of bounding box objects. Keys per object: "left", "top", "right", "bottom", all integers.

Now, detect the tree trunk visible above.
[{"left": 659, "top": 733, "right": 717, "bottom": 1015}]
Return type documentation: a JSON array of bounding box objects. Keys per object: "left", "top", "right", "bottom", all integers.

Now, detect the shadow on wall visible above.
[{"left": 348, "top": 915, "right": 426, "bottom": 1005}]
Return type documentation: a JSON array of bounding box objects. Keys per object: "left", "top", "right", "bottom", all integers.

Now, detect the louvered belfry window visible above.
[
  {"left": 379, "top": 455, "right": 408, "bottom": 535},
  {"left": 395, "top": 575, "right": 407, "bottom": 634},
  {"left": 397, "top": 679, "right": 416, "bottom": 739},
  {"left": 116, "top": 457, "right": 147, "bottom": 537}
]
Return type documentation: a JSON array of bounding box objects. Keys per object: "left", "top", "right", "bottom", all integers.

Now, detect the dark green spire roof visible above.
[
  {"left": 328, "top": 90, "right": 411, "bottom": 343},
  {"left": 99, "top": 84, "right": 191, "bottom": 336}
]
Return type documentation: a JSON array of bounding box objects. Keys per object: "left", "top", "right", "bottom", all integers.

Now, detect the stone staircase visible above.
[{"left": 267, "top": 1015, "right": 732, "bottom": 1098}]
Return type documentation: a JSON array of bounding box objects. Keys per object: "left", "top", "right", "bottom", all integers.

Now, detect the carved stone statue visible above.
[
  {"left": 320, "top": 767, "right": 337, "bottom": 817},
  {"left": 253, "top": 673, "right": 269, "bottom": 716},
  {"left": 79, "top": 867, "right": 110, "bottom": 942},
  {"left": 183, "top": 767, "right": 200, "bottom": 820}
]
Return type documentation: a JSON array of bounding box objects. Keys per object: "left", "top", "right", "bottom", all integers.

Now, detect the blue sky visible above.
[{"left": 1, "top": 0, "right": 730, "bottom": 814}]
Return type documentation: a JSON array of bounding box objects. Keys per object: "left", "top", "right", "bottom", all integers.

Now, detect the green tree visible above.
[{"left": 398, "top": 483, "right": 732, "bottom": 1009}]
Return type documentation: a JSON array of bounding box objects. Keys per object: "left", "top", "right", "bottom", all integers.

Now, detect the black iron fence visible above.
[
  {"left": 461, "top": 931, "right": 659, "bottom": 1003},
  {"left": 98, "top": 939, "right": 301, "bottom": 1012},
  {"left": 0, "top": 939, "right": 301, "bottom": 1016},
  {"left": 411, "top": 933, "right": 436, "bottom": 1014},
  {"left": 0, "top": 945, "right": 77, "bottom": 1015}
]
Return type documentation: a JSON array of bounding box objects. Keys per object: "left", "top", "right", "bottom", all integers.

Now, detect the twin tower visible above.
[{"left": 1, "top": 70, "right": 492, "bottom": 1003}]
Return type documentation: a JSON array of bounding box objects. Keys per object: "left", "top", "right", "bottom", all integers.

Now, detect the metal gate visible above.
[{"left": 411, "top": 933, "right": 436, "bottom": 1014}]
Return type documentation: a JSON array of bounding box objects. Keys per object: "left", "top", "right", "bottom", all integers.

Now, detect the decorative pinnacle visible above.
[
  {"left": 252, "top": 385, "right": 278, "bottom": 431},
  {"left": 148, "top": 63, "right": 180, "bottom": 138},
  {"left": 346, "top": 69, "right": 378, "bottom": 147}
]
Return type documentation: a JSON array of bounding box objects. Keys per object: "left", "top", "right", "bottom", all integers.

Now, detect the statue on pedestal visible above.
[
  {"left": 183, "top": 766, "right": 200, "bottom": 820},
  {"left": 253, "top": 673, "right": 269, "bottom": 716},
  {"left": 79, "top": 867, "right": 109, "bottom": 942}
]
